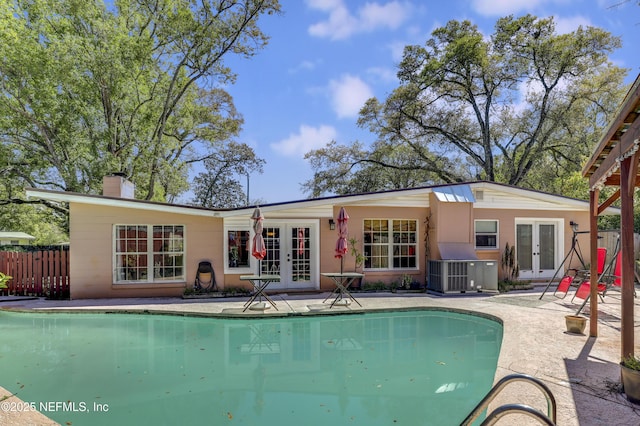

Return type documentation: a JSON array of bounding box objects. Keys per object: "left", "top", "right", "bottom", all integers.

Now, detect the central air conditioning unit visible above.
[{"left": 427, "top": 260, "right": 498, "bottom": 294}]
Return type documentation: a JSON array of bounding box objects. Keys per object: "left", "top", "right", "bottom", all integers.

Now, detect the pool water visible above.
[{"left": 0, "top": 310, "right": 502, "bottom": 425}]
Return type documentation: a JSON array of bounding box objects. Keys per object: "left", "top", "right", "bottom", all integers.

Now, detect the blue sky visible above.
[{"left": 213, "top": 0, "right": 640, "bottom": 205}]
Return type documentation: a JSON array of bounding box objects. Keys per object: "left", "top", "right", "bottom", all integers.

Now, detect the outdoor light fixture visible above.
[
  {"left": 570, "top": 221, "right": 579, "bottom": 232},
  {"left": 329, "top": 219, "right": 335, "bottom": 230}
]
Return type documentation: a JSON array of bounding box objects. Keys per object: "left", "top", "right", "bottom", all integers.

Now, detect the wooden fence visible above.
[{"left": 0, "top": 249, "right": 70, "bottom": 299}]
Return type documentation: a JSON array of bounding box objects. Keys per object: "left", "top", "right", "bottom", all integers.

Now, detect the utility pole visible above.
[{"left": 245, "top": 172, "right": 250, "bottom": 205}]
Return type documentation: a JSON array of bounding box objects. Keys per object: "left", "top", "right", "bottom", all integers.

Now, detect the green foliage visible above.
[
  {"left": 191, "top": 141, "right": 265, "bottom": 208},
  {"left": 0, "top": 0, "right": 280, "bottom": 232},
  {"left": 0, "top": 272, "right": 12, "bottom": 289},
  {"left": 347, "top": 237, "right": 367, "bottom": 271},
  {"left": 360, "top": 281, "right": 388, "bottom": 292},
  {"left": 302, "top": 14, "right": 627, "bottom": 198},
  {"left": 622, "top": 355, "right": 640, "bottom": 371},
  {"left": 498, "top": 280, "right": 532, "bottom": 293}
]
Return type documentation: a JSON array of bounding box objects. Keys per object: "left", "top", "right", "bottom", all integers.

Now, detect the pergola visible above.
[{"left": 582, "top": 73, "right": 640, "bottom": 359}]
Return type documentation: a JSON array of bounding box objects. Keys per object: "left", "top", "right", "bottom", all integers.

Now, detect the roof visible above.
[
  {"left": 583, "top": 74, "right": 640, "bottom": 190},
  {"left": 25, "top": 181, "right": 617, "bottom": 219},
  {"left": 0, "top": 232, "right": 35, "bottom": 240}
]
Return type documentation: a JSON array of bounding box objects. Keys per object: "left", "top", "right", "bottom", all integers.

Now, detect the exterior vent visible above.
[
  {"left": 475, "top": 190, "right": 484, "bottom": 201},
  {"left": 427, "top": 260, "right": 498, "bottom": 293}
]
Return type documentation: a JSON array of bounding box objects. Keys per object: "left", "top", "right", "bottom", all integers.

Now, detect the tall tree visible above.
[
  {"left": 0, "top": 0, "right": 279, "bottom": 207},
  {"left": 191, "top": 141, "right": 265, "bottom": 208},
  {"left": 304, "top": 15, "right": 627, "bottom": 196}
]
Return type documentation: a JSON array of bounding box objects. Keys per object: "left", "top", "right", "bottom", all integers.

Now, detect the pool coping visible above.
[{"left": 1, "top": 288, "right": 639, "bottom": 425}]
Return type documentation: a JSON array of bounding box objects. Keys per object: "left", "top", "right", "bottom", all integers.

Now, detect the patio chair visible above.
[
  {"left": 600, "top": 253, "right": 637, "bottom": 298},
  {"left": 572, "top": 248, "right": 609, "bottom": 301},
  {"left": 194, "top": 261, "right": 217, "bottom": 292},
  {"left": 573, "top": 249, "right": 620, "bottom": 314},
  {"left": 554, "top": 247, "right": 607, "bottom": 299}
]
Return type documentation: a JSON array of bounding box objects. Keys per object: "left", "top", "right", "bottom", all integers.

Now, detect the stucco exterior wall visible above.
[
  {"left": 326, "top": 205, "right": 429, "bottom": 288},
  {"left": 66, "top": 193, "right": 594, "bottom": 298},
  {"left": 69, "top": 203, "right": 223, "bottom": 298},
  {"left": 473, "top": 208, "right": 592, "bottom": 273}
]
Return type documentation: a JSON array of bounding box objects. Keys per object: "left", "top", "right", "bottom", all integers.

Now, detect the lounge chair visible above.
[
  {"left": 571, "top": 247, "right": 608, "bottom": 301},
  {"left": 194, "top": 261, "right": 217, "bottom": 292},
  {"left": 573, "top": 249, "right": 622, "bottom": 314},
  {"left": 554, "top": 247, "right": 607, "bottom": 299}
]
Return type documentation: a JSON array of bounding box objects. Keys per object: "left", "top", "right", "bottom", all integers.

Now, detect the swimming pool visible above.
[{"left": 0, "top": 309, "right": 502, "bottom": 425}]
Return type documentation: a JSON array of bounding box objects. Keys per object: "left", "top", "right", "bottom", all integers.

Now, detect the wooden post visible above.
[
  {"left": 589, "top": 189, "right": 599, "bottom": 337},
  {"left": 620, "top": 156, "right": 635, "bottom": 359}
]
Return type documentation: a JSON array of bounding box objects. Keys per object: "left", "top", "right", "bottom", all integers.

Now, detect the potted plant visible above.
[
  {"left": 565, "top": 314, "right": 587, "bottom": 334},
  {"left": 348, "top": 237, "right": 367, "bottom": 289},
  {"left": 621, "top": 355, "right": 640, "bottom": 403}
]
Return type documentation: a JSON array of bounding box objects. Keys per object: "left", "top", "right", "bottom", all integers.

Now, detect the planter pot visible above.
[
  {"left": 621, "top": 363, "right": 640, "bottom": 404},
  {"left": 565, "top": 315, "right": 587, "bottom": 334}
]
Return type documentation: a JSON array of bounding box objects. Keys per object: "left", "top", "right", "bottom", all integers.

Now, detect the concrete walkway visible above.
[{"left": 1, "top": 287, "right": 640, "bottom": 425}]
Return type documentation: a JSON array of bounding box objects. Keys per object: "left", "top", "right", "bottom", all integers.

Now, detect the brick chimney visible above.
[{"left": 103, "top": 173, "right": 135, "bottom": 199}]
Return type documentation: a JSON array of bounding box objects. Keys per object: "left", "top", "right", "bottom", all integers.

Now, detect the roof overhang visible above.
[
  {"left": 25, "top": 188, "right": 226, "bottom": 218},
  {"left": 583, "top": 74, "right": 640, "bottom": 191}
]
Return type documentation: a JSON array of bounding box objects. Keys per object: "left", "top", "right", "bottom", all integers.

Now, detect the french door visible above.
[
  {"left": 516, "top": 220, "right": 561, "bottom": 279},
  {"left": 259, "top": 221, "right": 318, "bottom": 290}
]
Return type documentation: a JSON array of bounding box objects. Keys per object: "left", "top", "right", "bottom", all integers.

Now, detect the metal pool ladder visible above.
[{"left": 460, "top": 373, "right": 557, "bottom": 425}]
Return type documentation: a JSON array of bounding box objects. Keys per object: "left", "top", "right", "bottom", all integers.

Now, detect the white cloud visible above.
[
  {"left": 307, "top": 0, "right": 411, "bottom": 40},
  {"left": 288, "top": 59, "right": 321, "bottom": 74},
  {"left": 471, "top": 0, "right": 540, "bottom": 16},
  {"left": 328, "top": 74, "right": 374, "bottom": 118},
  {"left": 366, "top": 66, "right": 397, "bottom": 84},
  {"left": 554, "top": 15, "right": 591, "bottom": 34},
  {"left": 270, "top": 124, "right": 337, "bottom": 157}
]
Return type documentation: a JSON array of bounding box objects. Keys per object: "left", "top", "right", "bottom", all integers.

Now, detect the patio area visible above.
[{"left": 1, "top": 286, "right": 640, "bottom": 425}]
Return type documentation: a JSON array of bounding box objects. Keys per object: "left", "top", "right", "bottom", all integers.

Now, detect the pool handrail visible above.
[{"left": 460, "top": 373, "right": 557, "bottom": 425}]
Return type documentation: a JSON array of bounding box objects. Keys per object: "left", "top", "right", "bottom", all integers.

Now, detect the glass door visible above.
[
  {"left": 516, "top": 221, "right": 558, "bottom": 279},
  {"left": 259, "top": 222, "right": 317, "bottom": 290}
]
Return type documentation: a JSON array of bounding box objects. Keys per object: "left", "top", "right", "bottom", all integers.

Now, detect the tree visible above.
[
  {"left": 0, "top": 0, "right": 279, "bottom": 205},
  {"left": 303, "top": 15, "right": 627, "bottom": 196},
  {"left": 191, "top": 141, "right": 265, "bottom": 208}
]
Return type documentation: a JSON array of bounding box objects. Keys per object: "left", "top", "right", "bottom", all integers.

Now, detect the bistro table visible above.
[
  {"left": 321, "top": 272, "right": 364, "bottom": 308},
  {"left": 240, "top": 274, "right": 281, "bottom": 312}
]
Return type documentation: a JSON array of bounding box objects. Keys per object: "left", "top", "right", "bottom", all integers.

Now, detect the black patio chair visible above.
[{"left": 194, "top": 261, "right": 216, "bottom": 292}]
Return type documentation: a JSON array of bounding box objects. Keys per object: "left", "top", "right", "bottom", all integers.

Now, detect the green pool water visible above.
[{"left": 0, "top": 310, "right": 502, "bottom": 425}]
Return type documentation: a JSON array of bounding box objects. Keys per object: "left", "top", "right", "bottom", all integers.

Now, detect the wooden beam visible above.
[
  {"left": 619, "top": 156, "right": 635, "bottom": 359},
  {"left": 588, "top": 104, "right": 640, "bottom": 190},
  {"left": 628, "top": 151, "right": 640, "bottom": 198},
  {"left": 597, "top": 189, "right": 620, "bottom": 215},
  {"left": 584, "top": 76, "right": 640, "bottom": 177}
]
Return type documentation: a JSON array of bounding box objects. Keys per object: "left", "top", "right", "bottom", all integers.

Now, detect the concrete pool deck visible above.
[{"left": 1, "top": 287, "right": 640, "bottom": 425}]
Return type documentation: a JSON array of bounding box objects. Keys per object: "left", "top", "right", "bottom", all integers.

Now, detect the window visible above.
[
  {"left": 475, "top": 220, "right": 498, "bottom": 249},
  {"left": 363, "top": 219, "right": 417, "bottom": 270},
  {"left": 227, "top": 230, "right": 250, "bottom": 269},
  {"left": 114, "top": 225, "right": 185, "bottom": 283}
]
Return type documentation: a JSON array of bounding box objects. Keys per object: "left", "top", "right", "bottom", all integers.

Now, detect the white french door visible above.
[
  {"left": 259, "top": 220, "right": 319, "bottom": 290},
  {"left": 516, "top": 220, "right": 562, "bottom": 280}
]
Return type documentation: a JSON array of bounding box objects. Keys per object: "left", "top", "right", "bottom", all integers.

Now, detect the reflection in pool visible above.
[{"left": 0, "top": 310, "right": 502, "bottom": 425}]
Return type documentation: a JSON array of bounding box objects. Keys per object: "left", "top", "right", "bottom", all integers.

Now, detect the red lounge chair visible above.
[{"left": 555, "top": 247, "right": 607, "bottom": 299}]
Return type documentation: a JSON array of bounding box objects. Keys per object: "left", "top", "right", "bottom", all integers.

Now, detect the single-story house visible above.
[
  {"left": 24, "top": 175, "right": 617, "bottom": 299},
  {"left": 0, "top": 231, "right": 36, "bottom": 246}
]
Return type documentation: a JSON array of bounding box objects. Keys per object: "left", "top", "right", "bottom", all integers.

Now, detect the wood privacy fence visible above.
[{"left": 0, "top": 249, "right": 70, "bottom": 299}]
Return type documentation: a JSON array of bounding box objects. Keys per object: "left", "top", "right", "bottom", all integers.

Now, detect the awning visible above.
[{"left": 433, "top": 184, "right": 475, "bottom": 203}]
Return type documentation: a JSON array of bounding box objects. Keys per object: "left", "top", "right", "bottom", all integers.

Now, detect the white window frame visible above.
[
  {"left": 224, "top": 226, "right": 254, "bottom": 274},
  {"left": 113, "top": 224, "right": 185, "bottom": 284},
  {"left": 475, "top": 219, "right": 499, "bottom": 249},
  {"left": 363, "top": 219, "right": 419, "bottom": 271}
]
